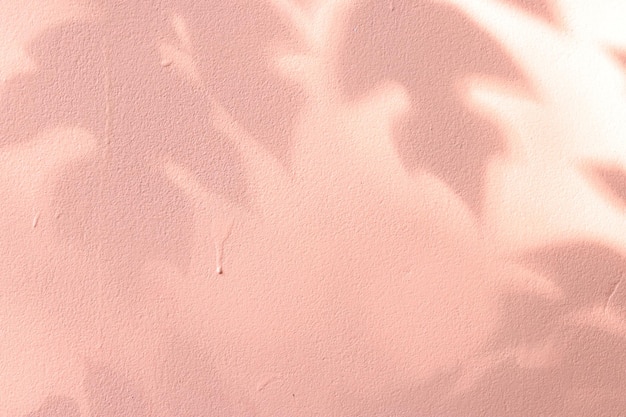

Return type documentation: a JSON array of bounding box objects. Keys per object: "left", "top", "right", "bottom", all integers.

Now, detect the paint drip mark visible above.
[
  {"left": 605, "top": 279, "right": 622, "bottom": 313},
  {"left": 212, "top": 213, "right": 234, "bottom": 276},
  {"left": 101, "top": 37, "right": 112, "bottom": 146},
  {"left": 256, "top": 374, "right": 282, "bottom": 392},
  {"left": 32, "top": 212, "right": 40, "bottom": 228}
]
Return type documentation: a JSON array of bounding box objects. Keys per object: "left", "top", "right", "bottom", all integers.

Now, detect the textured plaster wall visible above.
[{"left": 3, "top": 0, "right": 626, "bottom": 416}]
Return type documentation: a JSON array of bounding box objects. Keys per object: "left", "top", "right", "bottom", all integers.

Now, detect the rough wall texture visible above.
[{"left": 2, "top": 0, "right": 626, "bottom": 416}]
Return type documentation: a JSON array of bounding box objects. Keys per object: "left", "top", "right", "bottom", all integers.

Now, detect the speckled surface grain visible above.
[{"left": 3, "top": 1, "right": 626, "bottom": 416}]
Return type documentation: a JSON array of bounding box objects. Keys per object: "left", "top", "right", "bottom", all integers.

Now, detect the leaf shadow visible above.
[
  {"left": 159, "top": 330, "right": 251, "bottom": 417},
  {"left": 22, "top": 396, "right": 82, "bottom": 417},
  {"left": 504, "top": 0, "right": 559, "bottom": 24},
  {"left": 335, "top": 0, "right": 531, "bottom": 215},
  {"left": 0, "top": 0, "right": 308, "bottom": 303},
  {"left": 83, "top": 360, "right": 152, "bottom": 417},
  {"left": 434, "top": 241, "right": 626, "bottom": 415},
  {"left": 585, "top": 163, "right": 626, "bottom": 211},
  {"left": 21, "top": 361, "right": 155, "bottom": 417}
]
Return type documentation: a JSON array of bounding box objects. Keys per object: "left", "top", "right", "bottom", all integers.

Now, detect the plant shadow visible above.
[{"left": 335, "top": 0, "right": 531, "bottom": 215}]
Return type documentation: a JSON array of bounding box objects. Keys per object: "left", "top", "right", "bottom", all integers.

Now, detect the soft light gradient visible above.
[{"left": 3, "top": 0, "right": 626, "bottom": 415}]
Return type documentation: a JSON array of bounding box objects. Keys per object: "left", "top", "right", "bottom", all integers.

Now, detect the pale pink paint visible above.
[{"left": 3, "top": 0, "right": 626, "bottom": 416}]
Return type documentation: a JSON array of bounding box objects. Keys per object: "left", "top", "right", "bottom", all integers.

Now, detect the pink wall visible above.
[{"left": 3, "top": 0, "right": 626, "bottom": 415}]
